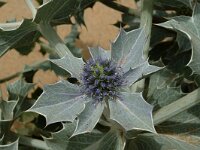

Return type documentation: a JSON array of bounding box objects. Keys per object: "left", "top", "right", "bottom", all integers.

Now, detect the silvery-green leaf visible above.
[
  {"left": 73, "top": 101, "right": 105, "bottom": 136},
  {"left": 130, "top": 133, "right": 200, "bottom": 150},
  {"left": 85, "top": 129, "right": 125, "bottom": 150},
  {"left": 147, "top": 69, "right": 179, "bottom": 97},
  {"left": 158, "top": 3, "right": 200, "bottom": 74},
  {"left": 6, "top": 79, "right": 34, "bottom": 118},
  {"left": 89, "top": 47, "right": 111, "bottom": 60},
  {"left": 67, "top": 132, "right": 104, "bottom": 150},
  {"left": 44, "top": 121, "right": 77, "bottom": 150},
  {"left": 109, "top": 92, "right": 156, "bottom": 133},
  {"left": 0, "top": 139, "right": 18, "bottom": 150},
  {"left": 28, "top": 80, "right": 87, "bottom": 125},
  {"left": 176, "top": 31, "right": 191, "bottom": 52},
  {"left": 34, "top": 0, "right": 96, "bottom": 25},
  {"left": 123, "top": 61, "right": 161, "bottom": 86},
  {"left": 7, "top": 79, "right": 34, "bottom": 100},
  {"left": 0, "top": 20, "right": 37, "bottom": 57},
  {"left": 50, "top": 55, "right": 84, "bottom": 79},
  {"left": 111, "top": 27, "right": 146, "bottom": 72},
  {"left": 0, "top": 100, "right": 16, "bottom": 121},
  {"left": 157, "top": 103, "right": 200, "bottom": 138}
]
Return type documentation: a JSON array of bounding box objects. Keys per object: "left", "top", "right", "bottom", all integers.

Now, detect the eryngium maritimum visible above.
[
  {"left": 31, "top": 28, "right": 159, "bottom": 134},
  {"left": 81, "top": 57, "right": 124, "bottom": 101}
]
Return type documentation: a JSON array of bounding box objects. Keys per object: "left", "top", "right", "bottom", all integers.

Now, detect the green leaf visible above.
[
  {"left": 67, "top": 132, "right": 104, "bottom": 150},
  {"left": 44, "top": 122, "right": 77, "bottom": 150},
  {"left": 0, "top": 20, "right": 37, "bottom": 57},
  {"left": 85, "top": 129, "right": 125, "bottom": 150},
  {"left": 0, "top": 100, "right": 16, "bottom": 121},
  {"left": 158, "top": 3, "right": 200, "bottom": 74},
  {"left": 0, "top": 139, "right": 18, "bottom": 150},
  {"left": 45, "top": 124, "right": 104, "bottom": 150},
  {"left": 147, "top": 69, "right": 179, "bottom": 98},
  {"left": 111, "top": 27, "right": 161, "bottom": 82},
  {"left": 28, "top": 80, "right": 86, "bottom": 125},
  {"left": 147, "top": 69, "right": 185, "bottom": 110},
  {"left": 34, "top": 0, "right": 96, "bottom": 25},
  {"left": 89, "top": 47, "right": 111, "bottom": 60},
  {"left": 73, "top": 101, "right": 105, "bottom": 136},
  {"left": 50, "top": 55, "right": 84, "bottom": 79},
  {"left": 7, "top": 79, "right": 34, "bottom": 100},
  {"left": 111, "top": 28, "right": 146, "bottom": 72},
  {"left": 7, "top": 79, "right": 34, "bottom": 118},
  {"left": 123, "top": 61, "right": 161, "bottom": 86},
  {"left": 130, "top": 133, "right": 200, "bottom": 150},
  {"left": 109, "top": 92, "right": 156, "bottom": 133}
]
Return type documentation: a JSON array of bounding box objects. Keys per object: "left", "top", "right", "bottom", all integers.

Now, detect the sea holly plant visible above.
[
  {"left": 29, "top": 27, "right": 160, "bottom": 135},
  {"left": 1, "top": 0, "right": 200, "bottom": 150}
]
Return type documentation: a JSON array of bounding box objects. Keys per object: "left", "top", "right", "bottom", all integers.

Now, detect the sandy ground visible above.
[{"left": 0, "top": 0, "right": 136, "bottom": 98}]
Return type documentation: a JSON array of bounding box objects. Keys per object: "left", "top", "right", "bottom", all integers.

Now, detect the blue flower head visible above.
[{"left": 81, "top": 57, "right": 124, "bottom": 101}]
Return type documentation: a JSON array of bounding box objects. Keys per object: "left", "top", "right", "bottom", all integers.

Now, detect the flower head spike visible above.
[
  {"left": 81, "top": 57, "right": 124, "bottom": 101},
  {"left": 28, "top": 27, "right": 161, "bottom": 136}
]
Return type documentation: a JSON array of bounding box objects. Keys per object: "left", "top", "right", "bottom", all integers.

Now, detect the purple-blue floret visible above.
[{"left": 81, "top": 58, "right": 124, "bottom": 101}]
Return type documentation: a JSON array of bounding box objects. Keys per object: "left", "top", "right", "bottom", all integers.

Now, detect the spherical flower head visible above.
[{"left": 81, "top": 57, "right": 124, "bottom": 101}]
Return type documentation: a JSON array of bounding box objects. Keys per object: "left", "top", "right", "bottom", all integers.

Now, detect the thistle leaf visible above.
[
  {"left": 28, "top": 80, "right": 87, "bottom": 125},
  {"left": 73, "top": 101, "right": 105, "bottom": 136},
  {"left": 0, "top": 20, "right": 37, "bottom": 57},
  {"left": 158, "top": 3, "right": 200, "bottom": 74},
  {"left": 111, "top": 28, "right": 146, "bottom": 72},
  {"left": 85, "top": 129, "right": 125, "bottom": 150},
  {"left": 50, "top": 55, "right": 84, "bottom": 79},
  {"left": 109, "top": 92, "right": 156, "bottom": 133}
]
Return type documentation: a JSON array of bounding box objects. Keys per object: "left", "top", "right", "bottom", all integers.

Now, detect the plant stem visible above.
[
  {"left": 140, "top": 0, "right": 153, "bottom": 58},
  {"left": 19, "top": 136, "right": 49, "bottom": 150},
  {"left": 38, "top": 23, "right": 71, "bottom": 58},
  {"left": 134, "top": 0, "right": 154, "bottom": 92},
  {"left": 25, "top": 0, "right": 37, "bottom": 17},
  {"left": 153, "top": 88, "right": 200, "bottom": 125},
  {"left": 99, "top": 0, "right": 140, "bottom": 17}
]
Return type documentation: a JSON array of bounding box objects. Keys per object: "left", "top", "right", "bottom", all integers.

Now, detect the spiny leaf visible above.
[
  {"left": 34, "top": 0, "right": 96, "bottom": 25},
  {"left": 111, "top": 27, "right": 161, "bottom": 79},
  {"left": 158, "top": 3, "right": 200, "bottom": 74},
  {"left": 85, "top": 129, "right": 125, "bottom": 150},
  {"left": 109, "top": 92, "right": 156, "bottom": 133},
  {"left": 89, "top": 47, "right": 111, "bottom": 60},
  {"left": 0, "top": 20, "right": 37, "bottom": 57},
  {"left": 50, "top": 55, "right": 84, "bottom": 79},
  {"left": 111, "top": 28, "right": 146, "bottom": 72},
  {"left": 73, "top": 101, "right": 105, "bottom": 136},
  {"left": 7, "top": 79, "right": 34, "bottom": 100},
  {"left": 123, "top": 61, "right": 161, "bottom": 86},
  {"left": 44, "top": 122, "right": 77, "bottom": 150},
  {"left": 45, "top": 124, "right": 104, "bottom": 150},
  {"left": 0, "top": 100, "right": 16, "bottom": 121},
  {"left": 28, "top": 80, "right": 87, "bottom": 125}
]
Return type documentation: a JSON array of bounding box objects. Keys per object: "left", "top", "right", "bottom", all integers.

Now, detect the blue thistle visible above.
[
  {"left": 81, "top": 57, "right": 124, "bottom": 101},
  {"left": 31, "top": 28, "right": 160, "bottom": 134}
]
